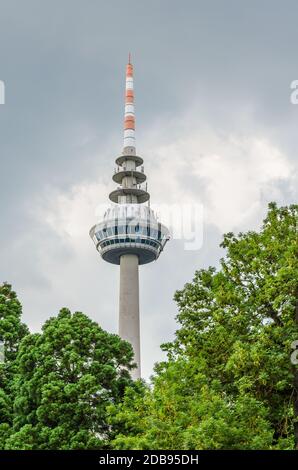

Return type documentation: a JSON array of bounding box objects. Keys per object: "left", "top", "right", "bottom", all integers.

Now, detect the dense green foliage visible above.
[
  {"left": 109, "top": 203, "right": 298, "bottom": 449},
  {"left": 0, "top": 284, "right": 29, "bottom": 448},
  {"left": 1, "top": 306, "right": 135, "bottom": 449}
]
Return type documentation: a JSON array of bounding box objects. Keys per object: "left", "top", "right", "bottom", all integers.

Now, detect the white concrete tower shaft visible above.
[{"left": 119, "top": 253, "right": 140, "bottom": 380}]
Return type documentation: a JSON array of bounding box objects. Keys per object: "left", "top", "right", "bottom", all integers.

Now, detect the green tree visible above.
[
  {"left": 5, "top": 308, "right": 135, "bottom": 449},
  {"left": 0, "top": 283, "right": 29, "bottom": 448},
  {"left": 109, "top": 203, "right": 298, "bottom": 449},
  {"left": 109, "top": 360, "right": 273, "bottom": 449}
]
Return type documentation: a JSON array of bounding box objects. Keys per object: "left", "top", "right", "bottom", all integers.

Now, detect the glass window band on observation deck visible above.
[
  {"left": 100, "top": 238, "right": 161, "bottom": 249},
  {"left": 94, "top": 223, "right": 167, "bottom": 242}
]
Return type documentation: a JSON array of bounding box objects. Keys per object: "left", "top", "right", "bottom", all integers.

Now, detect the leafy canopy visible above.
[
  {"left": 0, "top": 283, "right": 29, "bottom": 448},
  {"left": 5, "top": 308, "right": 135, "bottom": 449}
]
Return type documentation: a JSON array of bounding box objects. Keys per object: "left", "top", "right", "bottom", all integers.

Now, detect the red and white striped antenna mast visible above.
[{"left": 123, "top": 53, "right": 136, "bottom": 155}]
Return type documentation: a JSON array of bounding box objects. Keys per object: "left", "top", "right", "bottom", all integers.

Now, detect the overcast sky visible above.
[{"left": 0, "top": 0, "right": 297, "bottom": 379}]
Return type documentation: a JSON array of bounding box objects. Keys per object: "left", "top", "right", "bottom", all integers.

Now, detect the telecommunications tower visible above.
[{"left": 90, "top": 55, "right": 169, "bottom": 379}]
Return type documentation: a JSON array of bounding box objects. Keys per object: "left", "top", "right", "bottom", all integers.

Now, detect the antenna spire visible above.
[{"left": 123, "top": 54, "right": 135, "bottom": 154}]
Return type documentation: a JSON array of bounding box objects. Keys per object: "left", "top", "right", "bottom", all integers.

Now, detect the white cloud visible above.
[
  {"left": 36, "top": 180, "right": 108, "bottom": 251},
  {"left": 143, "top": 123, "right": 296, "bottom": 233},
  {"left": 38, "top": 125, "right": 295, "bottom": 251}
]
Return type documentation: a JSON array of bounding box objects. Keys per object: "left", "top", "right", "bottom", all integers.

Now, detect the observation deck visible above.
[{"left": 90, "top": 204, "right": 169, "bottom": 265}]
